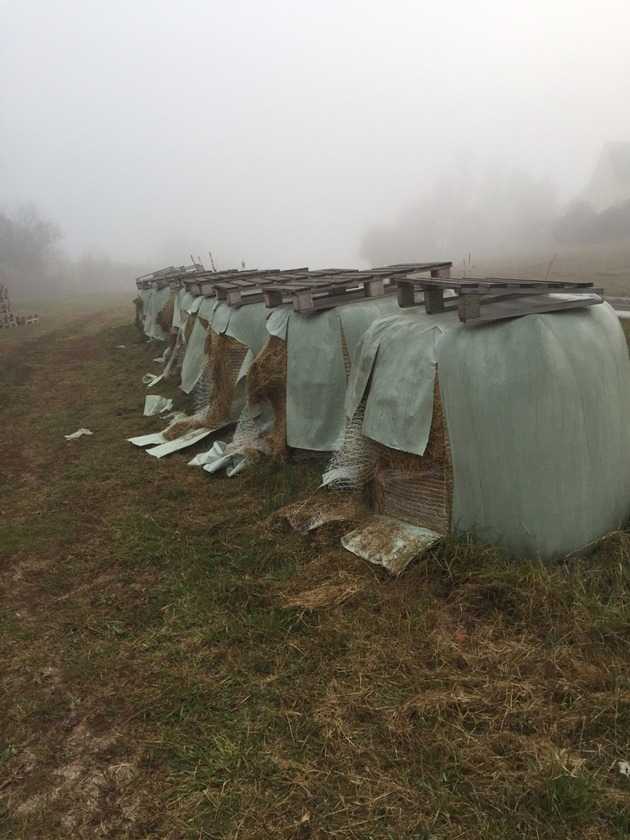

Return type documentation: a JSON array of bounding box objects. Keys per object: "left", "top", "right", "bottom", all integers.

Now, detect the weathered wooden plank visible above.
[{"left": 461, "top": 293, "right": 603, "bottom": 324}]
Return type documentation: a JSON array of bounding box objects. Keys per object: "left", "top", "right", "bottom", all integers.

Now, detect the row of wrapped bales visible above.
[
  {"left": 165, "top": 298, "right": 269, "bottom": 439},
  {"left": 243, "top": 298, "right": 400, "bottom": 458},
  {"left": 326, "top": 302, "right": 630, "bottom": 558},
  {"left": 133, "top": 270, "right": 630, "bottom": 561},
  {"left": 155, "top": 284, "right": 402, "bottom": 456}
]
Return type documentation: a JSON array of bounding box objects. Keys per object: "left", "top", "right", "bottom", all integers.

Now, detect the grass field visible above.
[{"left": 3, "top": 301, "right": 630, "bottom": 838}]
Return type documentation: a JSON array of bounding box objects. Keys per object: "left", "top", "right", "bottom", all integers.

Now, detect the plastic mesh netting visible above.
[
  {"left": 321, "top": 399, "right": 377, "bottom": 490},
  {"left": 323, "top": 380, "right": 453, "bottom": 533}
]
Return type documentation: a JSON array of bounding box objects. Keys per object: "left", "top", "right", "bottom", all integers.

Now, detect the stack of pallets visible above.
[{"left": 0, "top": 284, "right": 16, "bottom": 328}]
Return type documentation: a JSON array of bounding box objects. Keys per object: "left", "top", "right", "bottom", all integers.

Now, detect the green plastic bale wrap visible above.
[{"left": 348, "top": 302, "right": 630, "bottom": 558}]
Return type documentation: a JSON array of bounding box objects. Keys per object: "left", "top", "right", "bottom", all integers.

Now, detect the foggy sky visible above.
[{"left": 2, "top": 0, "right": 630, "bottom": 270}]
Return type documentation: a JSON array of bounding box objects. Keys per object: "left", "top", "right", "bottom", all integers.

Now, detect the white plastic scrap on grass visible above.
[
  {"left": 188, "top": 440, "right": 250, "bottom": 476},
  {"left": 142, "top": 373, "right": 164, "bottom": 388},
  {"left": 64, "top": 428, "right": 94, "bottom": 440},
  {"left": 618, "top": 761, "right": 630, "bottom": 777},
  {"left": 143, "top": 395, "right": 173, "bottom": 416},
  {"left": 153, "top": 346, "right": 171, "bottom": 364},
  {"left": 341, "top": 515, "right": 441, "bottom": 576},
  {"left": 146, "top": 428, "right": 214, "bottom": 458}
]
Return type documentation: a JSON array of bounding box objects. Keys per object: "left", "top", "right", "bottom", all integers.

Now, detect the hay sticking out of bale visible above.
[
  {"left": 205, "top": 332, "right": 248, "bottom": 426},
  {"left": 247, "top": 335, "right": 288, "bottom": 457},
  {"left": 372, "top": 379, "right": 453, "bottom": 534},
  {"left": 156, "top": 294, "right": 175, "bottom": 334},
  {"left": 162, "top": 331, "right": 248, "bottom": 441},
  {"left": 162, "top": 411, "right": 210, "bottom": 441}
]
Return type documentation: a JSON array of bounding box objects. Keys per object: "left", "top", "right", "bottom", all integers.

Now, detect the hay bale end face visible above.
[{"left": 247, "top": 336, "right": 288, "bottom": 457}]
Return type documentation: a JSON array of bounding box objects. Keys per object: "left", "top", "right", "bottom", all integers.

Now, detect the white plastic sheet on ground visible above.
[
  {"left": 153, "top": 346, "right": 171, "bottom": 364},
  {"left": 143, "top": 395, "right": 173, "bottom": 416},
  {"left": 189, "top": 440, "right": 250, "bottom": 476},
  {"left": 142, "top": 373, "right": 164, "bottom": 388},
  {"left": 64, "top": 428, "right": 94, "bottom": 440},
  {"left": 146, "top": 428, "right": 214, "bottom": 458},
  {"left": 128, "top": 432, "right": 166, "bottom": 447}
]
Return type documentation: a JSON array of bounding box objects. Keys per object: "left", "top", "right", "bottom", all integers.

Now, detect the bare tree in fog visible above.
[
  {"left": 0, "top": 204, "right": 61, "bottom": 295},
  {"left": 0, "top": 204, "right": 151, "bottom": 299}
]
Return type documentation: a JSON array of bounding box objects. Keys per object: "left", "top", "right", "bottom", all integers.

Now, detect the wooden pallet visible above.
[
  {"left": 180, "top": 269, "right": 240, "bottom": 296},
  {"left": 263, "top": 262, "right": 452, "bottom": 312},
  {"left": 397, "top": 275, "right": 603, "bottom": 323},
  {"left": 136, "top": 263, "right": 204, "bottom": 290},
  {"left": 212, "top": 268, "right": 314, "bottom": 307},
  {"left": 212, "top": 268, "right": 362, "bottom": 308},
  {"left": 202, "top": 269, "right": 288, "bottom": 301}
]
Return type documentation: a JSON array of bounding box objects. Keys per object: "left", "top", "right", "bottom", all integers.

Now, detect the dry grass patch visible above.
[{"left": 2, "top": 302, "right": 630, "bottom": 838}]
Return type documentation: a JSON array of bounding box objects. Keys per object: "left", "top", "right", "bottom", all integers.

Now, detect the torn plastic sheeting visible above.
[
  {"left": 341, "top": 515, "right": 441, "bottom": 576},
  {"left": 180, "top": 317, "right": 208, "bottom": 394},
  {"left": 64, "top": 428, "right": 94, "bottom": 440},
  {"left": 212, "top": 301, "right": 269, "bottom": 356},
  {"left": 144, "top": 286, "right": 171, "bottom": 341},
  {"left": 188, "top": 295, "right": 204, "bottom": 315},
  {"left": 146, "top": 427, "right": 214, "bottom": 459},
  {"left": 362, "top": 322, "right": 442, "bottom": 457},
  {"left": 337, "top": 296, "right": 399, "bottom": 367},
  {"left": 128, "top": 432, "right": 166, "bottom": 447},
  {"left": 142, "top": 372, "right": 164, "bottom": 388},
  {"left": 226, "top": 456, "right": 249, "bottom": 477},
  {"left": 266, "top": 307, "right": 290, "bottom": 340},
  {"left": 203, "top": 453, "right": 234, "bottom": 474},
  {"left": 190, "top": 440, "right": 249, "bottom": 476},
  {"left": 188, "top": 440, "right": 227, "bottom": 467},
  {"left": 286, "top": 309, "right": 347, "bottom": 452},
  {"left": 143, "top": 395, "right": 173, "bottom": 416},
  {"left": 280, "top": 298, "right": 401, "bottom": 453},
  {"left": 153, "top": 346, "right": 171, "bottom": 364},
  {"left": 202, "top": 452, "right": 249, "bottom": 476}
]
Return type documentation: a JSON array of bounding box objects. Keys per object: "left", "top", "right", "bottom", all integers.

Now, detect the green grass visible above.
[{"left": 2, "top": 302, "right": 630, "bottom": 838}]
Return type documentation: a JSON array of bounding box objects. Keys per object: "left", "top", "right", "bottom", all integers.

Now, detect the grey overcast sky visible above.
[{"left": 2, "top": 0, "right": 630, "bottom": 268}]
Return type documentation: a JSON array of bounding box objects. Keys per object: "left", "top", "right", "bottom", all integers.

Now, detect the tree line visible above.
[{"left": 0, "top": 205, "right": 148, "bottom": 299}]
